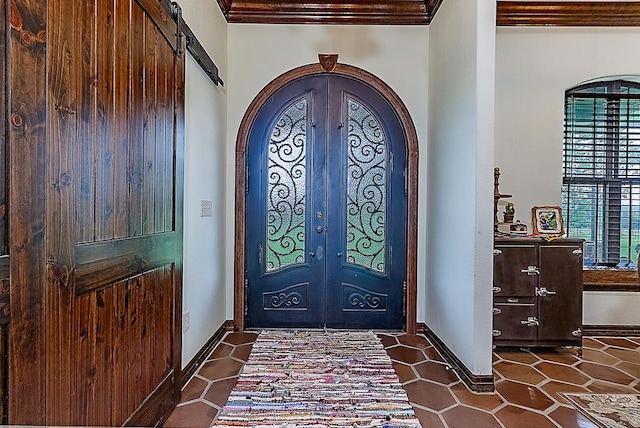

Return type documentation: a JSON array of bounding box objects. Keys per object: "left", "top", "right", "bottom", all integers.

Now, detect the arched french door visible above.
[{"left": 235, "top": 57, "right": 419, "bottom": 332}]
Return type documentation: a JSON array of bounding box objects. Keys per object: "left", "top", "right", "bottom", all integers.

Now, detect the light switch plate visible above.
[{"left": 200, "top": 200, "right": 213, "bottom": 217}]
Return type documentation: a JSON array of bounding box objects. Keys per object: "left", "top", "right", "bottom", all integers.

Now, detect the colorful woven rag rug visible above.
[
  {"left": 562, "top": 393, "right": 640, "bottom": 428},
  {"left": 214, "top": 330, "right": 422, "bottom": 427}
]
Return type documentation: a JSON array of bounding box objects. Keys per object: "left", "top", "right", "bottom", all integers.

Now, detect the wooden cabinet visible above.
[{"left": 493, "top": 238, "right": 583, "bottom": 347}]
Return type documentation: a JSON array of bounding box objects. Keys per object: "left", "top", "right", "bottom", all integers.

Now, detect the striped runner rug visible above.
[{"left": 214, "top": 330, "right": 422, "bottom": 427}]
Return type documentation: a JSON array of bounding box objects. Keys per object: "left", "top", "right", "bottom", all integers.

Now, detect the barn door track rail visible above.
[{"left": 151, "top": 0, "right": 225, "bottom": 86}]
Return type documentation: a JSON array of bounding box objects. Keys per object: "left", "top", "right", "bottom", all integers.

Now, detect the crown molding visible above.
[
  {"left": 497, "top": 1, "right": 640, "bottom": 27},
  {"left": 214, "top": 0, "right": 640, "bottom": 27},
  {"left": 215, "top": 0, "right": 444, "bottom": 24}
]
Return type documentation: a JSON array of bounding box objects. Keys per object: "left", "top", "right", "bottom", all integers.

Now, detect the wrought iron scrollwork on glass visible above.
[
  {"left": 346, "top": 97, "right": 386, "bottom": 273},
  {"left": 266, "top": 98, "right": 308, "bottom": 271}
]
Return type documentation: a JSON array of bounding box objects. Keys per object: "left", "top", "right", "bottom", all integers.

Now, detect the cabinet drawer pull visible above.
[
  {"left": 507, "top": 298, "right": 519, "bottom": 303},
  {"left": 493, "top": 249, "right": 503, "bottom": 256},
  {"left": 536, "top": 287, "right": 557, "bottom": 297},
  {"left": 520, "top": 316, "right": 540, "bottom": 327},
  {"left": 493, "top": 286, "right": 502, "bottom": 294},
  {"left": 493, "top": 308, "right": 501, "bottom": 315},
  {"left": 492, "top": 329, "right": 502, "bottom": 337},
  {"left": 520, "top": 266, "right": 540, "bottom": 275}
]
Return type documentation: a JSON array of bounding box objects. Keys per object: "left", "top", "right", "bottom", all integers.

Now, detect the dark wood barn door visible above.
[{"left": 7, "top": 0, "right": 184, "bottom": 425}]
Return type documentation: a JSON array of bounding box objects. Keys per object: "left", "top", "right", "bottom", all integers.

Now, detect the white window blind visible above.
[{"left": 562, "top": 78, "right": 640, "bottom": 266}]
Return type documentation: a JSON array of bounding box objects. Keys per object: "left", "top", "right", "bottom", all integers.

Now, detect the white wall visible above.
[
  {"left": 180, "top": 0, "right": 228, "bottom": 367},
  {"left": 427, "top": 0, "right": 495, "bottom": 376},
  {"left": 495, "top": 26, "right": 640, "bottom": 326},
  {"left": 225, "top": 24, "right": 430, "bottom": 321}
]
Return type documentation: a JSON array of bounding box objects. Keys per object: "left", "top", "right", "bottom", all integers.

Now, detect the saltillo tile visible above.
[
  {"left": 495, "top": 380, "right": 555, "bottom": 411},
  {"left": 450, "top": 382, "right": 504, "bottom": 412},
  {"left": 495, "top": 405, "right": 559, "bottom": 428},
  {"left": 393, "top": 361, "right": 419, "bottom": 383},
  {"left": 414, "top": 360, "right": 460, "bottom": 386},
  {"left": 576, "top": 361, "right": 635, "bottom": 385},
  {"left": 548, "top": 405, "right": 599, "bottom": 428},
  {"left": 493, "top": 361, "right": 546, "bottom": 385},
  {"left": 442, "top": 405, "right": 502, "bottom": 428},
  {"left": 386, "top": 344, "right": 427, "bottom": 364},
  {"left": 534, "top": 361, "right": 590, "bottom": 386},
  {"left": 222, "top": 332, "right": 259, "bottom": 345},
  {"left": 198, "top": 358, "right": 244, "bottom": 381},
  {"left": 539, "top": 380, "right": 590, "bottom": 402},
  {"left": 596, "top": 337, "right": 640, "bottom": 350},
  {"left": 403, "top": 379, "right": 456, "bottom": 411}
]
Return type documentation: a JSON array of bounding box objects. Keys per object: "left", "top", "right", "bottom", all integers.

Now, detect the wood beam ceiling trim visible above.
[
  {"left": 216, "top": 0, "right": 441, "bottom": 25},
  {"left": 497, "top": 1, "right": 640, "bottom": 27}
]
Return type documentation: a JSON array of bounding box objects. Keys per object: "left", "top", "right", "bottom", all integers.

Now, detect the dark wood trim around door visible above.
[{"left": 234, "top": 57, "right": 419, "bottom": 334}]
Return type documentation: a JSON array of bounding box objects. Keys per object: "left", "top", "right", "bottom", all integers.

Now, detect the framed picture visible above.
[{"left": 531, "top": 206, "right": 564, "bottom": 235}]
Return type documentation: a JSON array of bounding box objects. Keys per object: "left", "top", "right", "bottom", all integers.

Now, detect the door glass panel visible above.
[
  {"left": 346, "top": 97, "right": 386, "bottom": 273},
  {"left": 266, "top": 98, "right": 308, "bottom": 271}
]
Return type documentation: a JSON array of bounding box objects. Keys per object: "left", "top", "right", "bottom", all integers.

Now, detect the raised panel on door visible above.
[
  {"left": 537, "top": 244, "right": 583, "bottom": 341},
  {"left": 494, "top": 245, "right": 538, "bottom": 297}
]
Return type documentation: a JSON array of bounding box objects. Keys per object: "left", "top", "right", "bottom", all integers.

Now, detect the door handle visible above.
[{"left": 521, "top": 266, "right": 540, "bottom": 275}]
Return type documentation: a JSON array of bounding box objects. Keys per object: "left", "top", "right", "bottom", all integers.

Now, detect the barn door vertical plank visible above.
[
  {"left": 46, "top": 0, "right": 77, "bottom": 424},
  {"left": 140, "top": 273, "right": 151, "bottom": 395},
  {"left": 129, "top": 2, "right": 144, "bottom": 237},
  {"left": 111, "top": 283, "right": 126, "bottom": 424},
  {"left": 172, "top": 31, "right": 186, "bottom": 402},
  {"left": 113, "top": 0, "right": 131, "bottom": 239},
  {"left": 77, "top": 0, "right": 97, "bottom": 244},
  {"left": 128, "top": 276, "right": 142, "bottom": 412},
  {"left": 0, "top": 0, "right": 8, "bottom": 255},
  {"left": 155, "top": 35, "right": 167, "bottom": 233},
  {"left": 164, "top": 57, "right": 174, "bottom": 233},
  {"left": 0, "top": 322, "right": 6, "bottom": 424},
  {"left": 92, "top": 288, "right": 113, "bottom": 424},
  {"left": 71, "top": 0, "right": 98, "bottom": 424},
  {"left": 8, "top": 0, "right": 47, "bottom": 423},
  {"left": 162, "top": 37, "right": 174, "bottom": 232},
  {"left": 71, "top": 293, "right": 97, "bottom": 426},
  {"left": 95, "top": 0, "right": 116, "bottom": 241},
  {"left": 142, "top": 15, "right": 158, "bottom": 235},
  {"left": 0, "top": 2, "right": 7, "bottom": 422}
]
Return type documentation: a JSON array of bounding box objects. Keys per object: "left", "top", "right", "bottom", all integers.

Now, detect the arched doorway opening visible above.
[{"left": 233, "top": 56, "right": 419, "bottom": 332}]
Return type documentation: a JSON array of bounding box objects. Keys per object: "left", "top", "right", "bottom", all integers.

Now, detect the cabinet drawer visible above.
[
  {"left": 493, "top": 299, "right": 537, "bottom": 341},
  {"left": 493, "top": 282, "right": 536, "bottom": 297}
]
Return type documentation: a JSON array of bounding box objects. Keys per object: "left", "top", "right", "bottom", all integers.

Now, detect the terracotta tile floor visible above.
[{"left": 164, "top": 332, "right": 640, "bottom": 427}]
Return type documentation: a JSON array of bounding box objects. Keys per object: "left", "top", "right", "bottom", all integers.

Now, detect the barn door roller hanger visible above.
[{"left": 159, "top": 0, "right": 224, "bottom": 86}]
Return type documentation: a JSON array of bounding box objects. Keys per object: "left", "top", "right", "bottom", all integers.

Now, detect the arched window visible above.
[{"left": 562, "top": 76, "right": 640, "bottom": 266}]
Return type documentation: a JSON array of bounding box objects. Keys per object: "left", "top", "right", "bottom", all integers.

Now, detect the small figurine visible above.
[{"left": 503, "top": 202, "right": 515, "bottom": 223}]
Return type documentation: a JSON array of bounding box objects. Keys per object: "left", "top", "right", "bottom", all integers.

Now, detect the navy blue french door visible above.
[{"left": 245, "top": 74, "right": 407, "bottom": 329}]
